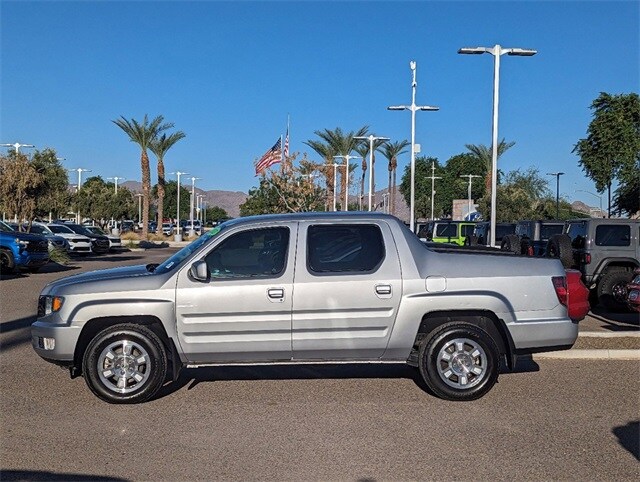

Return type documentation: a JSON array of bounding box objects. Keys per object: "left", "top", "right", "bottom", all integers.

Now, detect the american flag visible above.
[
  {"left": 255, "top": 138, "right": 282, "bottom": 175},
  {"left": 283, "top": 127, "right": 289, "bottom": 158}
]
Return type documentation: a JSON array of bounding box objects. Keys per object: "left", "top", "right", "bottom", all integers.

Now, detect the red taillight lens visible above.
[
  {"left": 552, "top": 276, "right": 568, "bottom": 306},
  {"left": 583, "top": 253, "right": 591, "bottom": 264}
]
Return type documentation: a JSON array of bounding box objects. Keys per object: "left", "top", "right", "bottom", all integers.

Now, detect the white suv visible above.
[{"left": 34, "top": 222, "right": 92, "bottom": 254}]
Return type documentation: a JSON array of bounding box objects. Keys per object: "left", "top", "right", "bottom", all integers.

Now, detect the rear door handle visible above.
[
  {"left": 267, "top": 288, "right": 285, "bottom": 301},
  {"left": 375, "top": 284, "right": 392, "bottom": 296}
]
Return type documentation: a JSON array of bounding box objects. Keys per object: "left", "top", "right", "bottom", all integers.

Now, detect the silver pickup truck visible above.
[{"left": 32, "top": 212, "right": 587, "bottom": 404}]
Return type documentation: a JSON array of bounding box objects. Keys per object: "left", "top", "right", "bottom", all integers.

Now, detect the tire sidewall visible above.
[
  {"left": 598, "top": 270, "right": 633, "bottom": 312},
  {"left": 83, "top": 324, "right": 167, "bottom": 404},
  {"left": 419, "top": 323, "right": 499, "bottom": 401}
]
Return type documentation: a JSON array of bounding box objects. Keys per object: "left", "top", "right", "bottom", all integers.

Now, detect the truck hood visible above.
[{"left": 42, "top": 264, "right": 162, "bottom": 296}]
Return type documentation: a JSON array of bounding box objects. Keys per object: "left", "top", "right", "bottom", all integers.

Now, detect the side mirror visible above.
[{"left": 189, "top": 260, "right": 209, "bottom": 282}]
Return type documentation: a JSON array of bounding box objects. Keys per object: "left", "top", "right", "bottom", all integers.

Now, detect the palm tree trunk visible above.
[
  {"left": 391, "top": 167, "right": 397, "bottom": 215},
  {"left": 157, "top": 158, "right": 165, "bottom": 234},
  {"left": 141, "top": 150, "right": 150, "bottom": 239},
  {"left": 360, "top": 162, "right": 366, "bottom": 210}
]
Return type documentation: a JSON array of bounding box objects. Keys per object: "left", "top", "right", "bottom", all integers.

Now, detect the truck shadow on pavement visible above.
[
  {"left": 155, "top": 357, "right": 540, "bottom": 401},
  {"left": 612, "top": 420, "right": 640, "bottom": 461},
  {"left": 0, "top": 470, "right": 129, "bottom": 481},
  {"left": 0, "top": 316, "right": 36, "bottom": 352},
  {"left": 589, "top": 306, "right": 640, "bottom": 330}
]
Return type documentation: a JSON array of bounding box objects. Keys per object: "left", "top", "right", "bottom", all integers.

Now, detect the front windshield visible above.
[
  {"left": 87, "top": 226, "right": 106, "bottom": 235},
  {"left": 48, "top": 224, "right": 74, "bottom": 234},
  {"left": 28, "top": 225, "right": 47, "bottom": 235},
  {"left": 0, "top": 221, "right": 14, "bottom": 233},
  {"left": 155, "top": 225, "right": 226, "bottom": 273}
]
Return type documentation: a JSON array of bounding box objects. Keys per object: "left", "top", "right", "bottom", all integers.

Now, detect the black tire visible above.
[
  {"left": 82, "top": 323, "right": 168, "bottom": 404},
  {"left": 418, "top": 322, "right": 500, "bottom": 401},
  {"left": 501, "top": 234, "right": 521, "bottom": 254},
  {"left": 464, "top": 235, "right": 479, "bottom": 246},
  {"left": 0, "top": 249, "right": 16, "bottom": 275},
  {"left": 546, "top": 234, "right": 574, "bottom": 268},
  {"left": 597, "top": 270, "right": 634, "bottom": 312},
  {"left": 520, "top": 238, "right": 532, "bottom": 256}
]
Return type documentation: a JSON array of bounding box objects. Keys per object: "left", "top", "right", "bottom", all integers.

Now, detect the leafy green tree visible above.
[
  {"left": 399, "top": 156, "right": 445, "bottom": 219},
  {"left": 612, "top": 173, "right": 640, "bottom": 216},
  {"left": 151, "top": 180, "right": 190, "bottom": 221},
  {"left": 574, "top": 92, "right": 640, "bottom": 217},
  {"left": 113, "top": 114, "right": 173, "bottom": 238},
  {"left": 380, "top": 140, "right": 410, "bottom": 215},
  {"left": 75, "top": 176, "right": 136, "bottom": 227},
  {"left": 0, "top": 153, "right": 41, "bottom": 222},
  {"left": 30, "top": 149, "right": 71, "bottom": 220},
  {"left": 149, "top": 131, "right": 186, "bottom": 233},
  {"left": 205, "top": 206, "right": 229, "bottom": 223}
]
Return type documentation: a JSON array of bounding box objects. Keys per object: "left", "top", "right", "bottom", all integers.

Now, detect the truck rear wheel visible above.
[
  {"left": 418, "top": 322, "right": 499, "bottom": 401},
  {"left": 82, "top": 323, "right": 168, "bottom": 404}
]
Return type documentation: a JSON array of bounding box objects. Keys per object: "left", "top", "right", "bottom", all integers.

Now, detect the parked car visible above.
[
  {"left": 554, "top": 218, "right": 640, "bottom": 312},
  {"left": 626, "top": 268, "right": 640, "bottom": 313},
  {"left": 418, "top": 220, "right": 476, "bottom": 246},
  {"left": 466, "top": 222, "right": 517, "bottom": 247},
  {"left": 64, "top": 223, "right": 110, "bottom": 254},
  {"left": 32, "top": 212, "right": 588, "bottom": 404},
  {"left": 20, "top": 223, "right": 70, "bottom": 252},
  {"left": 84, "top": 226, "right": 122, "bottom": 252},
  {"left": 121, "top": 220, "right": 136, "bottom": 233},
  {"left": 185, "top": 220, "right": 202, "bottom": 236},
  {"left": 32, "top": 222, "right": 92, "bottom": 255},
  {"left": 162, "top": 223, "right": 174, "bottom": 236},
  {"left": 502, "top": 220, "right": 566, "bottom": 256},
  {"left": 0, "top": 221, "right": 50, "bottom": 273}
]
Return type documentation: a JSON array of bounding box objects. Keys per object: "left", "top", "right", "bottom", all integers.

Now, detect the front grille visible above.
[
  {"left": 72, "top": 238, "right": 86, "bottom": 243},
  {"left": 27, "top": 240, "right": 49, "bottom": 253}
]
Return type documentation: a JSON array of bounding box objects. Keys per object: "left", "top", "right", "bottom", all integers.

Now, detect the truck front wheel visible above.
[
  {"left": 83, "top": 323, "right": 168, "bottom": 404},
  {"left": 418, "top": 322, "right": 499, "bottom": 401}
]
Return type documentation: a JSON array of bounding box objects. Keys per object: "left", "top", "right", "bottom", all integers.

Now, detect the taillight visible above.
[
  {"left": 552, "top": 276, "right": 568, "bottom": 306},
  {"left": 582, "top": 253, "right": 591, "bottom": 264}
]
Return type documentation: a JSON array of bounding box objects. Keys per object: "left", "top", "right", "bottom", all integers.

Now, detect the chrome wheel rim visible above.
[
  {"left": 98, "top": 340, "right": 151, "bottom": 394},
  {"left": 437, "top": 338, "right": 487, "bottom": 389}
]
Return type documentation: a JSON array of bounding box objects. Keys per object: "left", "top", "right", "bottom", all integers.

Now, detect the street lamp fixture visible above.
[
  {"left": 170, "top": 171, "right": 189, "bottom": 241},
  {"left": 460, "top": 174, "right": 482, "bottom": 220},
  {"left": 324, "top": 162, "right": 347, "bottom": 212},
  {"left": 187, "top": 176, "right": 202, "bottom": 237},
  {"left": 68, "top": 167, "right": 92, "bottom": 223},
  {"left": 353, "top": 135, "right": 390, "bottom": 212},
  {"left": 107, "top": 176, "right": 126, "bottom": 194},
  {"left": 1, "top": 142, "right": 35, "bottom": 154},
  {"left": 387, "top": 60, "right": 439, "bottom": 232},
  {"left": 333, "top": 155, "right": 361, "bottom": 212},
  {"left": 458, "top": 44, "right": 537, "bottom": 246},
  {"left": 547, "top": 172, "right": 565, "bottom": 219}
]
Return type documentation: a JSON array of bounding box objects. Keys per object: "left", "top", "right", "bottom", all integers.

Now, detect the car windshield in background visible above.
[
  {"left": 86, "top": 227, "right": 107, "bottom": 235},
  {"left": 540, "top": 224, "right": 564, "bottom": 241},
  {"left": 0, "top": 221, "right": 15, "bottom": 233},
  {"left": 155, "top": 225, "right": 226, "bottom": 273},
  {"left": 495, "top": 225, "right": 516, "bottom": 241},
  {"left": 27, "top": 225, "right": 48, "bottom": 235},
  {"left": 435, "top": 224, "right": 457, "bottom": 237},
  {"left": 48, "top": 224, "right": 75, "bottom": 234}
]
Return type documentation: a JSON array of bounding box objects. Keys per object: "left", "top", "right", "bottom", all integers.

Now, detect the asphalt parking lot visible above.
[{"left": 1, "top": 249, "right": 638, "bottom": 481}]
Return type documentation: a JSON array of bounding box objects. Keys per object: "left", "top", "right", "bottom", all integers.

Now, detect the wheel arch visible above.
[
  {"left": 409, "top": 310, "right": 516, "bottom": 369},
  {"left": 72, "top": 315, "right": 181, "bottom": 379}
]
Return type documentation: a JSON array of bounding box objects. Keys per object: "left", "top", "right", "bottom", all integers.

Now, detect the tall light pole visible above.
[
  {"left": 107, "top": 176, "right": 125, "bottom": 194},
  {"left": 459, "top": 44, "right": 537, "bottom": 246},
  {"left": 388, "top": 61, "right": 439, "bottom": 232},
  {"left": 1, "top": 142, "right": 35, "bottom": 154},
  {"left": 170, "top": 171, "right": 188, "bottom": 241},
  {"left": 333, "top": 155, "right": 360, "bottom": 211},
  {"left": 135, "top": 194, "right": 143, "bottom": 224},
  {"left": 427, "top": 160, "right": 442, "bottom": 221},
  {"left": 460, "top": 174, "right": 482, "bottom": 220},
  {"left": 196, "top": 194, "right": 203, "bottom": 222},
  {"left": 547, "top": 172, "right": 565, "bottom": 219},
  {"left": 325, "top": 162, "right": 346, "bottom": 211},
  {"left": 68, "top": 167, "right": 91, "bottom": 223},
  {"left": 354, "top": 135, "right": 390, "bottom": 212},
  {"left": 576, "top": 189, "right": 603, "bottom": 217},
  {"left": 188, "top": 176, "right": 202, "bottom": 236}
]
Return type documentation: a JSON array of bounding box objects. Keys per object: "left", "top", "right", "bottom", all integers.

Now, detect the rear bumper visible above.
[{"left": 508, "top": 317, "right": 579, "bottom": 352}]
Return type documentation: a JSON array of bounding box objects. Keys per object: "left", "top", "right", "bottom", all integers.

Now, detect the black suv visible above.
[
  {"left": 501, "top": 220, "right": 565, "bottom": 256},
  {"left": 64, "top": 223, "right": 110, "bottom": 254},
  {"left": 560, "top": 218, "right": 640, "bottom": 311}
]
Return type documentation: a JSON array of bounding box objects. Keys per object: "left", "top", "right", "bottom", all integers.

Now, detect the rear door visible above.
[
  {"left": 291, "top": 220, "right": 402, "bottom": 360},
  {"left": 175, "top": 223, "right": 296, "bottom": 363}
]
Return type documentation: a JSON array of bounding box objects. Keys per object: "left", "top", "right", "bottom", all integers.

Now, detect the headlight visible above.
[{"left": 38, "top": 295, "right": 64, "bottom": 317}]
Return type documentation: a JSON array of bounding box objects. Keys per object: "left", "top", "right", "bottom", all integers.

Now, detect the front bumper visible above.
[
  {"left": 31, "top": 320, "right": 81, "bottom": 362},
  {"left": 16, "top": 251, "right": 49, "bottom": 268}
]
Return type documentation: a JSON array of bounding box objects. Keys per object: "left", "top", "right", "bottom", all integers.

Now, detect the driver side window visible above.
[{"left": 204, "top": 227, "right": 289, "bottom": 279}]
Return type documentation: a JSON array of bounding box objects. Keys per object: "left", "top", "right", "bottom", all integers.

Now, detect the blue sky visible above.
[{"left": 1, "top": 0, "right": 638, "bottom": 209}]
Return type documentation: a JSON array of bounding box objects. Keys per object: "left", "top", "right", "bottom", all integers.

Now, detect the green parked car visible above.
[{"left": 417, "top": 220, "right": 477, "bottom": 246}]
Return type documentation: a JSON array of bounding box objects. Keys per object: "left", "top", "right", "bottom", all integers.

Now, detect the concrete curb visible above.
[
  {"left": 535, "top": 349, "right": 640, "bottom": 360},
  {"left": 578, "top": 331, "right": 639, "bottom": 337}
]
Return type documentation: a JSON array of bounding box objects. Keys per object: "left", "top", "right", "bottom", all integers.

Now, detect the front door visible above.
[
  {"left": 175, "top": 224, "right": 296, "bottom": 363},
  {"left": 291, "top": 221, "right": 402, "bottom": 360}
]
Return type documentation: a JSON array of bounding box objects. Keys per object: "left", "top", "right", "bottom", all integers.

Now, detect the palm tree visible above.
[
  {"left": 149, "top": 131, "right": 186, "bottom": 233},
  {"left": 465, "top": 139, "right": 515, "bottom": 193},
  {"left": 354, "top": 143, "right": 370, "bottom": 209},
  {"left": 113, "top": 115, "right": 173, "bottom": 239},
  {"left": 304, "top": 139, "right": 336, "bottom": 210},
  {"left": 381, "top": 140, "right": 410, "bottom": 215}
]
